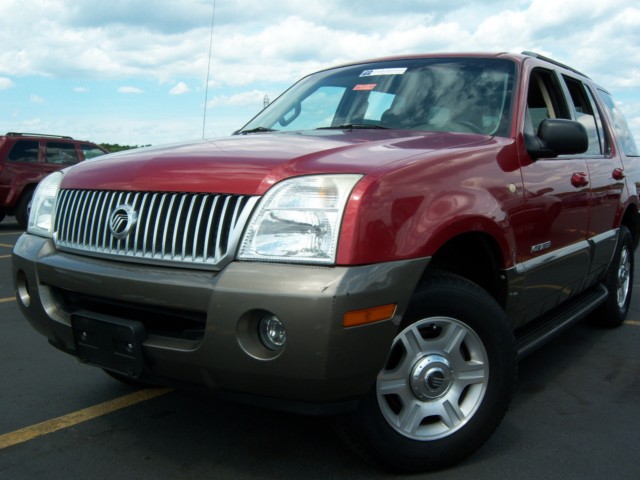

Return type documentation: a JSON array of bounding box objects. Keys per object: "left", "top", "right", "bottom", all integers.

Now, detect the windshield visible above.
[{"left": 239, "top": 57, "right": 516, "bottom": 137}]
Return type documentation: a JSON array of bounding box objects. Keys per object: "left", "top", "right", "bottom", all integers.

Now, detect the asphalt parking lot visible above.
[{"left": 1, "top": 215, "right": 639, "bottom": 479}]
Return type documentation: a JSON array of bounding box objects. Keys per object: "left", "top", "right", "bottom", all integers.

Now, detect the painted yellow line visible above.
[
  {"left": 0, "top": 254, "right": 11, "bottom": 259},
  {"left": 0, "top": 387, "right": 172, "bottom": 450},
  {"left": 0, "top": 232, "right": 21, "bottom": 236},
  {"left": 624, "top": 320, "right": 640, "bottom": 326},
  {"left": 0, "top": 243, "right": 13, "bottom": 248},
  {"left": 0, "top": 297, "right": 15, "bottom": 303}
]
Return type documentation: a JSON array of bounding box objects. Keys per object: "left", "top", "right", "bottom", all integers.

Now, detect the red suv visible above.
[
  {"left": 0, "top": 132, "right": 107, "bottom": 227},
  {"left": 12, "top": 53, "right": 640, "bottom": 471}
]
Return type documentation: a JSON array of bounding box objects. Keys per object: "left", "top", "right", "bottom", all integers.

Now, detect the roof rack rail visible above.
[
  {"left": 6, "top": 132, "right": 74, "bottom": 139},
  {"left": 521, "top": 51, "right": 589, "bottom": 78}
]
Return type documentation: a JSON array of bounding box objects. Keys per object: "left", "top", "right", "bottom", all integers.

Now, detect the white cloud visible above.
[
  {"left": 207, "top": 90, "right": 271, "bottom": 108},
  {"left": 1, "top": 0, "right": 639, "bottom": 145},
  {"left": 169, "top": 81, "right": 190, "bottom": 95},
  {"left": 1, "top": 0, "right": 639, "bottom": 93},
  {"left": 30, "top": 94, "right": 44, "bottom": 103},
  {"left": 74, "top": 87, "right": 89, "bottom": 93},
  {"left": 0, "top": 77, "right": 14, "bottom": 89},
  {"left": 118, "top": 86, "right": 144, "bottom": 94}
]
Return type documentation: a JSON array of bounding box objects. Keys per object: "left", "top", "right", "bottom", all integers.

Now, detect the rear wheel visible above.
[
  {"left": 0, "top": 212, "right": 5, "bottom": 223},
  {"left": 591, "top": 226, "right": 634, "bottom": 328},
  {"left": 337, "top": 273, "right": 516, "bottom": 472}
]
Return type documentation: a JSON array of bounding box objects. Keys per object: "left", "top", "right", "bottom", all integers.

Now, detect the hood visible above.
[{"left": 61, "top": 130, "right": 492, "bottom": 195}]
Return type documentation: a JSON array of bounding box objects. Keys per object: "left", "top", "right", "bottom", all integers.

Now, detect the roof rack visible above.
[
  {"left": 6, "top": 132, "right": 74, "bottom": 139},
  {"left": 521, "top": 51, "right": 589, "bottom": 78}
]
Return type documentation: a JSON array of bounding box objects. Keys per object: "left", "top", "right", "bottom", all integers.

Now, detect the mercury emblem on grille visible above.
[{"left": 109, "top": 204, "right": 137, "bottom": 240}]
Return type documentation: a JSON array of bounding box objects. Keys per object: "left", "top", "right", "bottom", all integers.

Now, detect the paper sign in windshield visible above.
[{"left": 360, "top": 68, "right": 407, "bottom": 77}]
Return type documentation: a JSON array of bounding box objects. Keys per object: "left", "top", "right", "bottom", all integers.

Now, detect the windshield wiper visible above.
[
  {"left": 236, "top": 127, "right": 277, "bottom": 135},
  {"left": 316, "top": 124, "right": 389, "bottom": 130}
]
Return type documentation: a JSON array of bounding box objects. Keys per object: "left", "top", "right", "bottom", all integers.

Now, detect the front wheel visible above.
[
  {"left": 337, "top": 273, "right": 517, "bottom": 472},
  {"left": 15, "top": 189, "right": 34, "bottom": 230}
]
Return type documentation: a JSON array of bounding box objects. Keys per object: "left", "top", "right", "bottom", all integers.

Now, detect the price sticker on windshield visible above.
[{"left": 353, "top": 84, "right": 377, "bottom": 91}]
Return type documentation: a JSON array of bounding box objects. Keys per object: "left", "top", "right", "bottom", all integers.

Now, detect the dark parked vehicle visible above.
[
  {"left": 12, "top": 52, "right": 640, "bottom": 471},
  {"left": 0, "top": 132, "right": 107, "bottom": 227}
]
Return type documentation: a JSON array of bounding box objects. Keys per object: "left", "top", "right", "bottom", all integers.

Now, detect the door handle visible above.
[
  {"left": 571, "top": 172, "right": 589, "bottom": 188},
  {"left": 613, "top": 168, "right": 625, "bottom": 180}
]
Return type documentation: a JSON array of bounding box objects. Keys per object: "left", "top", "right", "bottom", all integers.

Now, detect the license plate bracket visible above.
[{"left": 71, "top": 312, "right": 146, "bottom": 378}]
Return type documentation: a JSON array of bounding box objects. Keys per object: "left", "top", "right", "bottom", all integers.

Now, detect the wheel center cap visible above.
[{"left": 410, "top": 354, "right": 453, "bottom": 400}]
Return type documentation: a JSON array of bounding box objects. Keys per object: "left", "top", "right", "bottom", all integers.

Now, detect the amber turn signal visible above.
[{"left": 343, "top": 304, "right": 397, "bottom": 328}]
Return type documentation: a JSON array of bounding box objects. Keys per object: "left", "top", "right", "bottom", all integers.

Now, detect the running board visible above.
[{"left": 515, "top": 284, "right": 608, "bottom": 360}]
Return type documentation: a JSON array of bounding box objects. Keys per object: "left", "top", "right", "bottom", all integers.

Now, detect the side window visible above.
[
  {"left": 81, "top": 143, "right": 106, "bottom": 160},
  {"left": 598, "top": 90, "right": 639, "bottom": 157},
  {"left": 8, "top": 141, "right": 39, "bottom": 162},
  {"left": 562, "top": 76, "right": 607, "bottom": 156},
  {"left": 526, "top": 69, "right": 570, "bottom": 134},
  {"left": 45, "top": 142, "right": 79, "bottom": 165}
]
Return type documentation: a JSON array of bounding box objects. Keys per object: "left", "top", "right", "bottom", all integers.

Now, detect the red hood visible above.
[{"left": 61, "top": 130, "right": 492, "bottom": 195}]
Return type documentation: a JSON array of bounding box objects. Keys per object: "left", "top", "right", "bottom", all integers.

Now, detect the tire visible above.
[
  {"left": 0, "top": 212, "right": 5, "bottom": 223},
  {"left": 336, "top": 272, "right": 517, "bottom": 472},
  {"left": 591, "top": 226, "right": 634, "bottom": 328},
  {"left": 15, "top": 188, "right": 34, "bottom": 230}
]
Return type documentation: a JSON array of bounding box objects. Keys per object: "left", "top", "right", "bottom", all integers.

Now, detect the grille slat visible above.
[
  {"left": 54, "top": 189, "right": 258, "bottom": 270},
  {"left": 142, "top": 193, "right": 157, "bottom": 255}
]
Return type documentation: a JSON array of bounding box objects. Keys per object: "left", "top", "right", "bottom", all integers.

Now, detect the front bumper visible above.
[{"left": 12, "top": 233, "right": 429, "bottom": 413}]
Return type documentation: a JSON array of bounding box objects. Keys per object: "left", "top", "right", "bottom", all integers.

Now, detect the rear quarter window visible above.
[
  {"left": 81, "top": 143, "right": 107, "bottom": 160},
  {"left": 598, "top": 90, "right": 639, "bottom": 157}
]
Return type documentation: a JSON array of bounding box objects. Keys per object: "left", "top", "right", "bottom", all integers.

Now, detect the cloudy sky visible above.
[{"left": 1, "top": 0, "right": 639, "bottom": 147}]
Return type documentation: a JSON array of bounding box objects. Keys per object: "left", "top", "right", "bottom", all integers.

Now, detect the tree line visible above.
[{"left": 99, "top": 143, "right": 151, "bottom": 153}]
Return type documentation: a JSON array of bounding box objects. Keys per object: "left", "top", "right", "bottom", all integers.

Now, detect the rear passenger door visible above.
[
  {"left": 561, "top": 75, "right": 624, "bottom": 286},
  {"left": 44, "top": 141, "right": 80, "bottom": 170}
]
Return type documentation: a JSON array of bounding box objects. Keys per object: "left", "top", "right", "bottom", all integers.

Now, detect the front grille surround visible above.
[{"left": 54, "top": 189, "right": 259, "bottom": 270}]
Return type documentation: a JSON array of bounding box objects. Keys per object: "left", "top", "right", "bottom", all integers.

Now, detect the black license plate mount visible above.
[{"left": 71, "top": 312, "right": 146, "bottom": 378}]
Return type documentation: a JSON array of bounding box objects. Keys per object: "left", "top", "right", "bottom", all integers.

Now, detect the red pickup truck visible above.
[{"left": 12, "top": 52, "right": 640, "bottom": 471}]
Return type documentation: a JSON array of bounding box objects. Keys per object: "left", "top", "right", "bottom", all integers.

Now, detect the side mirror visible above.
[{"left": 525, "top": 118, "right": 588, "bottom": 159}]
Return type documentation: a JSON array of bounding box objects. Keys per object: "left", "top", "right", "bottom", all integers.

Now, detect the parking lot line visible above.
[
  {"left": 0, "top": 255, "right": 11, "bottom": 259},
  {"left": 0, "top": 387, "right": 173, "bottom": 450},
  {"left": 0, "top": 296, "right": 15, "bottom": 303},
  {"left": 0, "top": 243, "right": 13, "bottom": 248},
  {"left": 624, "top": 320, "right": 640, "bottom": 326}
]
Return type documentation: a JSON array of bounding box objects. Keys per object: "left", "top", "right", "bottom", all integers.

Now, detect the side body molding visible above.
[{"left": 504, "top": 229, "right": 619, "bottom": 327}]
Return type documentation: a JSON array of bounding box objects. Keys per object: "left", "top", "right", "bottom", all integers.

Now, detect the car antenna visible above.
[{"left": 202, "top": 0, "right": 217, "bottom": 139}]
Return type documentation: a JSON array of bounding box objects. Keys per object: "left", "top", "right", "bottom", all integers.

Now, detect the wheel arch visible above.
[
  {"left": 421, "top": 231, "right": 508, "bottom": 308},
  {"left": 620, "top": 203, "right": 640, "bottom": 250}
]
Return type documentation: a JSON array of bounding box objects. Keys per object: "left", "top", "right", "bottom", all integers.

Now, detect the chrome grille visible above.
[{"left": 54, "top": 189, "right": 259, "bottom": 269}]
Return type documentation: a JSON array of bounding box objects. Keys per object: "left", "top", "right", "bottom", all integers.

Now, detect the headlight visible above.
[
  {"left": 238, "top": 174, "right": 362, "bottom": 264},
  {"left": 28, "top": 171, "right": 63, "bottom": 238}
]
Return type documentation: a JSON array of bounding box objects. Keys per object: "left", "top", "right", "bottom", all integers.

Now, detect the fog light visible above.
[
  {"left": 258, "top": 314, "right": 286, "bottom": 351},
  {"left": 16, "top": 270, "right": 31, "bottom": 308}
]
